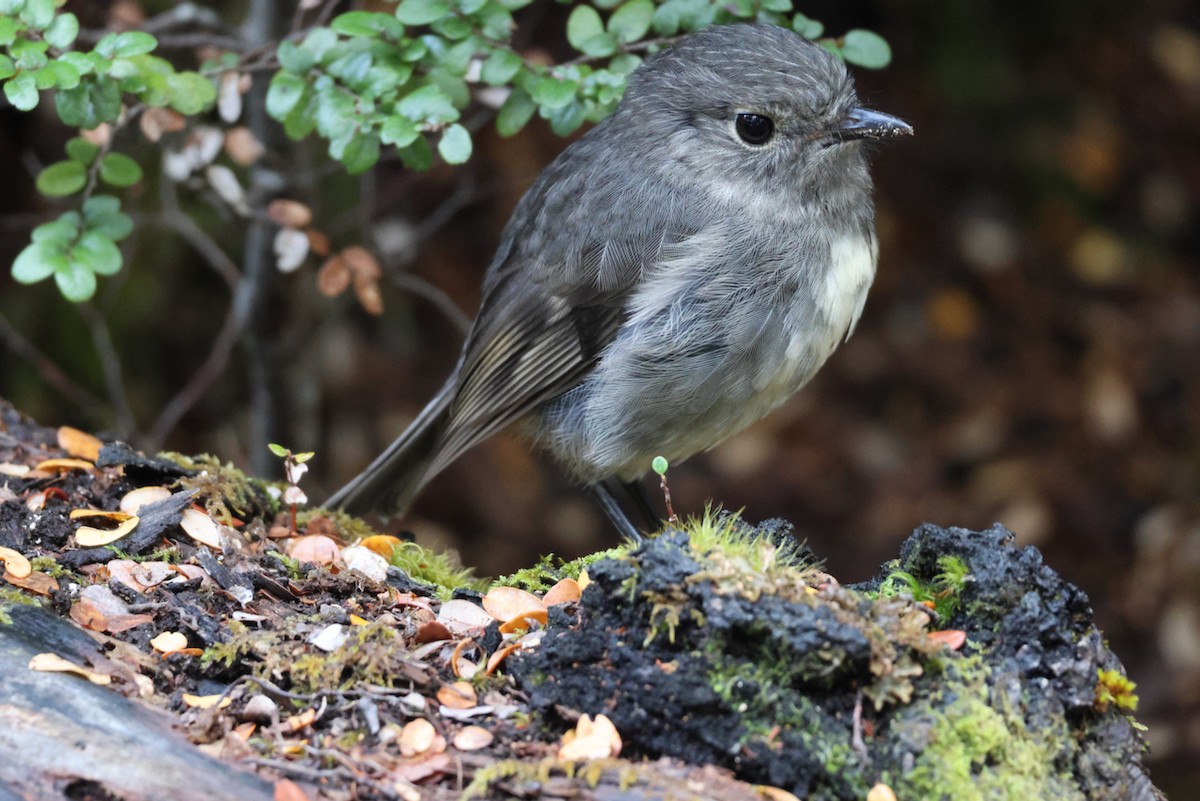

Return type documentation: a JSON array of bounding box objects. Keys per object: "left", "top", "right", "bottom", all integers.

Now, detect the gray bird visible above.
[{"left": 327, "top": 23, "right": 912, "bottom": 540}]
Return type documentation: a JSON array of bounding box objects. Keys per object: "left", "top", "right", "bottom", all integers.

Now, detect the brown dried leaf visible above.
[
  {"left": 119, "top": 485, "right": 171, "bottom": 514},
  {"left": 179, "top": 507, "right": 222, "bottom": 548},
  {"left": 28, "top": 652, "right": 111, "bottom": 685},
  {"left": 483, "top": 586, "right": 547, "bottom": 622},
  {"left": 0, "top": 546, "right": 31, "bottom": 578},
  {"left": 57, "top": 425, "right": 102, "bottom": 461},
  {"left": 414, "top": 620, "right": 453, "bottom": 644},
  {"left": 275, "top": 779, "right": 311, "bottom": 801},
  {"left": 139, "top": 107, "right": 186, "bottom": 142},
  {"left": 75, "top": 514, "right": 139, "bottom": 547},
  {"left": 306, "top": 229, "right": 331, "bottom": 257},
  {"left": 267, "top": 199, "right": 313, "bottom": 229},
  {"left": 353, "top": 277, "right": 384, "bottom": 315},
  {"left": 150, "top": 630, "right": 189, "bottom": 654},
  {"left": 340, "top": 245, "right": 382, "bottom": 280},
  {"left": 69, "top": 598, "right": 109, "bottom": 631},
  {"left": 316, "top": 255, "right": 350, "bottom": 297},
  {"left": 558, "top": 713, "right": 622, "bottom": 761},
  {"left": 436, "top": 681, "right": 477, "bottom": 709},
  {"left": 182, "top": 693, "right": 233, "bottom": 710},
  {"left": 484, "top": 642, "right": 521, "bottom": 675},
  {"left": 756, "top": 786, "right": 803, "bottom": 801},
  {"left": 35, "top": 458, "right": 94, "bottom": 473},
  {"left": 866, "top": 784, "right": 898, "bottom": 801},
  {"left": 5, "top": 570, "right": 59, "bottom": 596},
  {"left": 452, "top": 725, "right": 494, "bottom": 751},
  {"left": 287, "top": 534, "right": 340, "bottom": 565},
  {"left": 437, "top": 599, "right": 495, "bottom": 635},
  {"left": 543, "top": 577, "right": 581, "bottom": 606},
  {"left": 224, "top": 126, "right": 265, "bottom": 165},
  {"left": 399, "top": 718, "right": 435, "bottom": 756}
]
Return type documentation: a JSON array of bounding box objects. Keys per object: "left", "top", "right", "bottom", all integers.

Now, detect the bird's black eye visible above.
[{"left": 735, "top": 113, "right": 774, "bottom": 146}]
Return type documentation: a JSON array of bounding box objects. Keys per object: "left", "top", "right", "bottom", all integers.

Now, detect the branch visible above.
[{"left": 0, "top": 312, "right": 106, "bottom": 415}]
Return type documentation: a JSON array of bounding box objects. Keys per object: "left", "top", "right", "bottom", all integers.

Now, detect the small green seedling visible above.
[
  {"left": 652, "top": 455, "right": 676, "bottom": 525},
  {"left": 268, "top": 443, "right": 314, "bottom": 534}
]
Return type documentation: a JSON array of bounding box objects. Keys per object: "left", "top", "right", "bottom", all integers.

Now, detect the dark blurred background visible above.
[{"left": 0, "top": 0, "right": 1196, "bottom": 795}]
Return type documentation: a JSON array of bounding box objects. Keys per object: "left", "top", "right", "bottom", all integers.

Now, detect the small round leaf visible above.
[
  {"left": 566, "top": 6, "right": 604, "bottom": 51},
  {"left": 12, "top": 241, "right": 65, "bottom": 284},
  {"left": 43, "top": 12, "right": 79, "bottom": 49},
  {"left": 608, "top": 0, "right": 653, "bottom": 44},
  {"left": 437, "top": 123, "right": 472, "bottom": 164},
  {"left": 841, "top": 29, "right": 892, "bottom": 69},
  {"left": 36, "top": 160, "right": 86, "bottom": 197},
  {"left": 4, "top": 71, "right": 38, "bottom": 111},
  {"left": 54, "top": 260, "right": 98, "bottom": 302},
  {"left": 73, "top": 230, "right": 122, "bottom": 276},
  {"left": 98, "top": 152, "right": 143, "bottom": 187},
  {"left": 395, "top": 0, "right": 451, "bottom": 26}
]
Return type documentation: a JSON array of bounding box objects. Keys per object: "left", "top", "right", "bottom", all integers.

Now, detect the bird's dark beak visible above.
[{"left": 830, "top": 107, "right": 913, "bottom": 143}]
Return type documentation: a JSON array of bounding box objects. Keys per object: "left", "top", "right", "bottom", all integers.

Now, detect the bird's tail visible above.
[{"left": 325, "top": 381, "right": 456, "bottom": 517}]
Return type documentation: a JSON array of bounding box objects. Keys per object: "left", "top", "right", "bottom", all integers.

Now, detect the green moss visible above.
[
  {"left": 894, "top": 657, "right": 1082, "bottom": 801},
  {"left": 383, "top": 539, "right": 481, "bottom": 598},
  {"left": 29, "top": 555, "right": 72, "bottom": 578},
  {"left": 0, "top": 587, "right": 43, "bottom": 624},
  {"left": 875, "top": 553, "right": 970, "bottom": 620},
  {"left": 496, "top": 547, "right": 626, "bottom": 593},
  {"left": 171, "top": 452, "right": 280, "bottom": 522}
]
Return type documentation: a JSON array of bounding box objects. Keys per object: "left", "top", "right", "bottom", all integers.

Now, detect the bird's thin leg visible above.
[
  {"left": 620, "top": 478, "right": 661, "bottom": 531},
  {"left": 590, "top": 482, "right": 645, "bottom": 542}
]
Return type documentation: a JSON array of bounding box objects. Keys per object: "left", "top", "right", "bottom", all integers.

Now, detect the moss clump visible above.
[
  {"left": 495, "top": 547, "right": 626, "bottom": 594},
  {"left": 893, "top": 656, "right": 1082, "bottom": 801},
  {"left": 170, "top": 453, "right": 279, "bottom": 524}
]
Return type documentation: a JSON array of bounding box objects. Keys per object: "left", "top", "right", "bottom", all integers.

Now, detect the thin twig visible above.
[
  {"left": 77, "top": 302, "right": 137, "bottom": 437},
  {"left": 0, "top": 312, "right": 106, "bottom": 414}
]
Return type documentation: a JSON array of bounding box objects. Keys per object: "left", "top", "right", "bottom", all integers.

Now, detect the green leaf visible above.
[
  {"left": 276, "top": 40, "right": 316, "bottom": 73},
  {"left": 83, "top": 195, "right": 133, "bottom": 240},
  {"left": 266, "top": 72, "right": 307, "bottom": 119},
  {"left": 166, "top": 72, "right": 216, "bottom": 114},
  {"left": 651, "top": 455, "right": 668, "bottom": 475},
  {"left": 54, "top": 260, "right": 98, "bottom": 302},
  {"left": 73, "top": 230, "right": 122, "bottom": 276},
  {"left": 481, "top": 49, "right": 522, "bottom": 86},
  {"left": 651, "top": 2, "right": 682, "bottom": 35},
  {"left": 380, "top": 114, "right": 419, "bottom": 147},
  {"left": 268, "top": 443, "right": 289, "bottom": 457},
  {"left": 0, "top": 55, "right": 13, "bottom": 81},
  {"left": 608, "top": 52, "right": 642, "bottom": 76},
  {"left": 336, "top": 132, "right": 380, "bottom": 174},
  {"left": 428, "top": 67, "right": 469, "bottom": 107},
  {"left": 4, "top": 71, "right": 38, "bottom": 110},
  {"left": 841, "top": 29, "right": 891, "bottom": 69},
  {"left": 331, "top": 11, "right": 404, "bottom": 38},
  {"left": 12, "top": 241, "right": 66, "bottom": 284},
  {"left": 475, "top": 2, "right": 514, "bottom": 39},
  {"left": 19, "top": 0, "right": 55, "bottom": 31},
  {"left": 431, "top": 14, "right": 472, "bottom": 40},
  {"left": 759, "top": 0, "right": 791, "bottom": 11},
  {"left": 31, "top": 216, "right": 79, "bottom": 243},
  {"left": 55, "top": 78, "right": 121, "bottom": 127},
  {"left": 397, "top": 83, "right": 458, "bottom": 123},
  {"left": 578, "top": 32, "right": 617, "bottom": 58},
  {"left": 11, "top": 37, "right": 48, "bottom": 70},
  {"left": 37, "top": 60, "right": 81, "bottom": 90},
  {"left": 0, "top": 17, "right": 20, "bottom": 47},
  {"left": 395, "top": 0, "right": 451, "bottom": 26},
  {"left": 547, "top": 98, "right": 586, "bottom": 136},
  {"left": 531, "top": 76, "right": 577, "bottom": 110},
  {"left": 791, "top": 14, "right": 823, "bottom": 39},
  {"left": 65, "top": 137, "right": 98, "bottom": 164},
  {"left": 35, "top": 160, "right": 87, "bottom": 197},
  {"left": 398, "top": 136, "right": 433, "bottom": 171},
  {"left": 495, "top": 86, "right": 535, "bottom": 137},
  {"left": 566, "top": 6, "right": 603, "bottom": 51},
  {"left": 98, "top": 152, "right": 142, "bottom": 187},
  {"left": 110, "top": 31, "right": 157, "bottom": 58},
  {"left": 43, "top": 11, "right": 79, "bottom": 48},
  {"left": 608, "top": 0, "right": 653, "bottom": 44},
  {"left": 437, "top": 123, "right": 471, "bottom": 164},
  {"left": 300, "top": 27, "right": 338, "bottom": 63}
]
